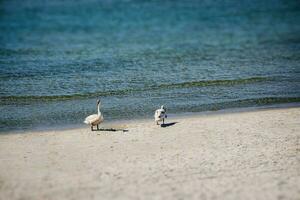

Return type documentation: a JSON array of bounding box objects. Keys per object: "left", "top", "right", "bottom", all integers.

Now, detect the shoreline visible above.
[{"left": 2, "top": 102, "right": 300, "bottom": 135}]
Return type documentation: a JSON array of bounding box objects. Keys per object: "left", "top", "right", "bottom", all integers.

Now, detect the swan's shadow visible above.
[
  {"left": 160, "top": 122, "right": 178, "bottom": 128},
  {"left": 94, "top": 128, "right": 129, "bottom": 132}
]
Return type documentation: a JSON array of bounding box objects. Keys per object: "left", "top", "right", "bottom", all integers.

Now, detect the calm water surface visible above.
[{"left": 0, "top": 0, "right": 300, "bottom": 131}]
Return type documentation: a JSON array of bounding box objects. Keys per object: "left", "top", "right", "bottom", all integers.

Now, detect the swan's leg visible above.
[
  {"left": 163, "top": 118, "right": 164, "bottom": 124},
  {"left": 97, "top": 124, "right": 99, "bottom": 130},
  {"left": 91, "top": 126, "right": 93, "bottom": 131}
]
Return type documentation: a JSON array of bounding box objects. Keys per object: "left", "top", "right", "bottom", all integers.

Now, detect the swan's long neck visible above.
[{"left": 97, "top": 103, "right": 101, "bottom": 116}]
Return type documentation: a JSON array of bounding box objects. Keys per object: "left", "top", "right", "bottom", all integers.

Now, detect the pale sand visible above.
[{"left": 0, "top": 107, "right": 299, "bottom": 200}]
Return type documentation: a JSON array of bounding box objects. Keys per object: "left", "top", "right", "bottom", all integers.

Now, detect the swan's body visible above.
[
  {"left": 154, "top": 105, "right": 167, "bottom": 125},
  {"left": 84, "top": 99, "right": 104, "bottom": 131}
]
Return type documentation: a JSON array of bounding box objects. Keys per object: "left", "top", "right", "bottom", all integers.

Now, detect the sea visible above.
[{"left": 0, "top": 0, "right": 300, "bottom": 132}]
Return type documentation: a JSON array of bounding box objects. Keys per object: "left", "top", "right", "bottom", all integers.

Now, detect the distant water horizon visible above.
[{"left": 1, "top": 0, "right": 300, "bottom": 132}]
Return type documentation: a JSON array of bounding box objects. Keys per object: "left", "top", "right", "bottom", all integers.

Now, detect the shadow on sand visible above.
[
  {"left": 94, "top": 128, "right": 129, "bottom": 132},
  {"left": 160, "top": 122, "right": 178, "bottom": 128}
]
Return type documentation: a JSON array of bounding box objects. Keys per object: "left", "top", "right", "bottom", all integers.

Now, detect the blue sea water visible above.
[{"left": 0, "top": 0, "right": 300, "bottom": 132}]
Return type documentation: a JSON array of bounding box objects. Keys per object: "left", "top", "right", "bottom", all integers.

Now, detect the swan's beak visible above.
[{"left": 97, "top": 99, "right": 101, "bottom": 105}]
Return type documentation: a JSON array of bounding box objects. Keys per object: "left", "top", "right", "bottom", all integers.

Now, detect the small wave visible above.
[
  {"left": 167, "top": 97, "right": 300, "bottom": 114},
  {"left": 0, "top": 77, "right": 270, "bottom": 104},
  {"left": 205, "top": 97, "right": 300, "bottom": 110},
  {"left": 157, "top": 77, "right": 268, "bottom": 89}
]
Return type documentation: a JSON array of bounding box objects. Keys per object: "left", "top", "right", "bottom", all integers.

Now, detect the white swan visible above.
[
  {"left": 84, "top": 99, "right": 104, "bottom": 131},
  {"left": 154, "top": 105, "right": 167, "bottom": 125}
]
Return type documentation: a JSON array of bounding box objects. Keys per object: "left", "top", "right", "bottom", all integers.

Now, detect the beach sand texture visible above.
[{"left": 0, "top": 107, "right": 299, "bottom": 200}]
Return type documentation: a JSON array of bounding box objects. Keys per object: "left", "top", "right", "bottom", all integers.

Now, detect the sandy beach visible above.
[{"left": 0, "top": 107, "right": 299, "bottom": 200}]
